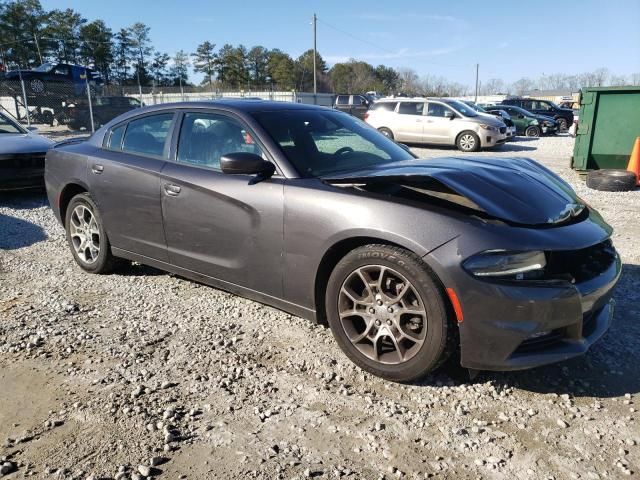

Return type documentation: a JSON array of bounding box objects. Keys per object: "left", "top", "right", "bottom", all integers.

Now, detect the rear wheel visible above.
[
  {"left": 378, "top": 127, "right": 394, "bottom": 140},
  {"left": 325, "top": 244, "right": 452, "bottom": 382},
  {"left": 456, "top": 131, "right": 480, "bottom": 152},
  {"left": 525, "top": 125, "right": 541, "bottom": 137},
  {"left": 556, "top": 118, "right": 568, "bottom": 131},
  {"left": 65, "top": 193, "right": 119, "bottom": 274}
]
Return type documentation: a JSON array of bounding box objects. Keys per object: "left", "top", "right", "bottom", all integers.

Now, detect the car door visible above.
[
  {"left": 89, "top": 112, "right": 176, "bottom": 262},
  {"left": 394, "top": 101, "right": 426, "bottom": 142},
  {"left": 503, "top": 107, "right": 527, "bottom": 133},
  {"left": 350, "top": 95, "right": 369, "bottom": 119},
  {"left": 423, "top": 102, "right": 455, "bottom": 144},
  {"left": 160, "top": 110, "right": 284, "bottom": 298}
]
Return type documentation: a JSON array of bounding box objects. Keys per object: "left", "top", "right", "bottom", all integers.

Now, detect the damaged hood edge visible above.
[{"left": 322, "top": 157, "right": 585, "bottom": 226}]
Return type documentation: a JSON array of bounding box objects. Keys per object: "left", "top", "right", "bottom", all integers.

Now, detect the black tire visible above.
[
  {"left": 378, "top": 127, "right": 394, "bottom": 140},
  {"left": 325, "top": 244, "right": 453, "bottom": 382},
  {"left": 586, "top": 169, "right": 637, "bottom": 192},
  {"left": 556, "top": 118, "right": 568, "bottom": 131},
  {"left": 41, "top": 110, "right": 54, "bottom": 126},
  {"left": 525, "top": 125, "right": 541, "bottom": 137},
  {"left": 65, "top": 193, "right": 119, "bottom": 273},
  {"left": 456, "top": 131, "right": 480, "bottom": 152}
]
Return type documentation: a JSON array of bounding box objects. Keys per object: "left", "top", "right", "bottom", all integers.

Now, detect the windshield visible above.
[
  {"left": 32, "top": 63, "right": 54, "bottom": 72},
  {"left": 0, "top": 112, "right": 26, "bottom": 134},
  {"left": 445, "top": 100, "right": 478, "bottom": 117},
  {"left": 253, "top": 109, "right": 414, "bottom": 177}
]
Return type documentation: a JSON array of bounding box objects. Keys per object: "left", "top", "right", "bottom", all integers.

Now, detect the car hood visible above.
[
  {"left": 535, "top": 114, "right": 557, "bottom": 123},
  {"left": 0, "top": 133, "right": 54, "bottom": 155},
  {"left": 322, "top": 157, "right": 586, "bottom": 226}
]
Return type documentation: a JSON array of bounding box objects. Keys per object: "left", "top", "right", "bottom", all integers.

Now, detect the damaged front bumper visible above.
[{"left": 426, "top": 230, "right": 621, "bottom": 371}]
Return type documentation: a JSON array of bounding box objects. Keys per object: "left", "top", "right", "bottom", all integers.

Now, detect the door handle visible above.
[
  {"left": 163, "top": 184, "right": 181, "bottom": 196},
  {"left": 91, "top": 164, "right": 104, "bottom": 174}
]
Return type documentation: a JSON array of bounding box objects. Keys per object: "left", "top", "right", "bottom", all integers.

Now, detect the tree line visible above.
[{"left": 1, "top": 0, "right": 638, "bottom": 95}]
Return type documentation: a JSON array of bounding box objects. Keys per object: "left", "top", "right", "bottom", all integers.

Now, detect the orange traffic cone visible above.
[{"left": 628, "top": 137, "right": 640, "bottom": 186}]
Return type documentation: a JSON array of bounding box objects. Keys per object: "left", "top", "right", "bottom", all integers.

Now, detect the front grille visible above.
[
  {"left": 499, "top": 127, "right": 506, "bottom": 134},
  {"left": 546, "top": 239, "right": 616, "bottom": 283},
  {"left": 0, "top": 153, "right": 45, "bottom": 170}
]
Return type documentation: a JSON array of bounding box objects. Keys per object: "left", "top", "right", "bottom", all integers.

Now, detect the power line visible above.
[{"left": 315, "top": 16, "right": 471, "bottom": 69}]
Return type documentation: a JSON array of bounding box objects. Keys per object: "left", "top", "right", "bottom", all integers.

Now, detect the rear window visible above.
[
  {"left": 336, "top": 95, "right": 350, "bottom": 105},
  {"left": 107, "top": 124, "right": 126, "bottom": 149},
  {"left": 121, "top": 114, "right": 174, "bottom": 157},
  {"left": 371, "top": 102, "right": 397, "bottom": 112}
]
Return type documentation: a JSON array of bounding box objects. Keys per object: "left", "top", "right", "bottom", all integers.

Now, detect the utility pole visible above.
[
  {"left": 312, "top": 13, "right": 317, "bottom": 94},
  {"left": 474, "top": 63, "right": 479, "bottom": 102},
  {"left": 33, "top": 33, "right": 43, "bottom": 64}
]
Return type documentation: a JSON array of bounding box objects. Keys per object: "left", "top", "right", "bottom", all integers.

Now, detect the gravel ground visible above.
[{"left": 1, "top": 134, "right": 639, "bottom": 479}]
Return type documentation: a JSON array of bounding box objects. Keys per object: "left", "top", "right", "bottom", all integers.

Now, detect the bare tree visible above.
[{"left": 480, "top": 78, "right": 505, "bottom": 95}]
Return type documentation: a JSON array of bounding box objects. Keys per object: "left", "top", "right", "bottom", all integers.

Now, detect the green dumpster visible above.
[{"left": 572, "top": 86, "right": 640, "bottom": 172}]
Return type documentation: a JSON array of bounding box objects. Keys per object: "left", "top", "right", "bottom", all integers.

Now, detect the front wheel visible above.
[
  {"left": 325, "top": 244, "right": 452, "bottom": 382},
  {"left": 456, "top": 131, "right": 480, "bottom": 152},
  {"left": 65, "top": 193, "right": 119, "bottom": 274},
  {"left": 525, "top": 125, "right": 541, "bottom": 137}
]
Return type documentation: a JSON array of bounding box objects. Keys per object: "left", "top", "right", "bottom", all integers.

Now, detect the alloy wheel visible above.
[
  {"left": 69, "top": 204, "right": 101, "bottom": 264},
  {"left": 459, "top": 134, "right": 476, "bottom": 151},
  {"left": 338, "top": 265, "right": 427, "bottom": 365}
]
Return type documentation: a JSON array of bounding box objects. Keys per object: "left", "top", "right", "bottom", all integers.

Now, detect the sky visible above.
[{"left": 41, "top": 0, "right": 640, "bottom": 87}]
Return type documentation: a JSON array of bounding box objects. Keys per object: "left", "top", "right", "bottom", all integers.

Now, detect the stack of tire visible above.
[{"left": 586, "top": 170, "right": 637, "bottom": 192}]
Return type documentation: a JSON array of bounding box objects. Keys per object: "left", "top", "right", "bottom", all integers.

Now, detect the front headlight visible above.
[
  {"left": 463, "top": 250, "right": 546, "bottom": 280},
  {"left": 479, "top": 124, "right": 497, "bottom": 131}
]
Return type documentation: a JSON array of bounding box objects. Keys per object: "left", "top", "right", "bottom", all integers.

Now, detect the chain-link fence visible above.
[{"left": 1, "top": 75, "right": 335, "bottom": 135}]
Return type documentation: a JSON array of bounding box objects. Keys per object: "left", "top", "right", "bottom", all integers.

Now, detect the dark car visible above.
[
  {"left": 45, "top": 101, "right": 620, "bottom": 381},
  {"left": 484, "top": 104, "right": 558, "bottom": 137},
  {"left": 501, "top": 98, "right": 573, "bottom": 130},
  {"left": 0, "top": 110, "right": 53, "bottom": 190},
  {"left": 67, "top": 96, "right": 142, "bottom": 130},
  {"left": 334, "top": 94, "right": 371, "bottom": 119},
  {"left": 2, "top": 62, "right": 104, "bottom": 97}
]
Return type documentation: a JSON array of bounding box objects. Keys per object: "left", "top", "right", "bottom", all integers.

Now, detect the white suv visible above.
[{"left": 364, "top": 98, "right": 507, "bottom": 152}]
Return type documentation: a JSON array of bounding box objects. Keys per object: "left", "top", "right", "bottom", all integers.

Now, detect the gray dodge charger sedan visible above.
[{"left": 44, "top": 100, "right": 620, "bottom": 382}]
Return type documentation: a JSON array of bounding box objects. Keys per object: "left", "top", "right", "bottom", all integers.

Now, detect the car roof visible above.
[
  {"left": 377, "top": 97, "right": 453, "bottom": 103},
  {"left": 105, "top": 100, "right": 331, "bottom": 118}
]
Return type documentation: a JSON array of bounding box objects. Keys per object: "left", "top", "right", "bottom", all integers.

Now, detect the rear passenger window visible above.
[
  {"left": 177, "top": 113, "right": 263, "bottom": 171},
  {"left": 107, "top": 124, "right": 126, "bottom": 150},
  {"left": 122, "top": 114, "right": 173, "bottom": 157},
  {"left": 398, "top": 102, "right": 424, "bottom": 115},
  {"left": 336, "top": 95, "right": 349, "bottom": 105},
  {"left": 372, "top": 102, "right": 397, "bottom": 112}
]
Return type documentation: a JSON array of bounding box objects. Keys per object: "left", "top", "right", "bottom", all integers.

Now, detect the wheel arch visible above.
[
  {"left": 314, "top": 236, "right": 415, "bottom": 325},
  {"left": 59, "top": 182, "right": 89, "bottom": 224}
]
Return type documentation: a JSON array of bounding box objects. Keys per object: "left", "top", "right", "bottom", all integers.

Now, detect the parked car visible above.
[
  {"left": 0, "top": 110, "right": 53, "bottom": 190},
  {"left": 67, "top": 96, "right": 143, "bottom": 130},
  {"left": 45, "top": 101, "right": 619, "bottom": 381},
  {"left": 365, "top": 97, "right": 507, "bottom": 151},
  {"left": 333, "top": 94, "right": 371, "bottom": 119},
  {"left": 500, "top": 98, "right": 573, "bottom": 130},
  {"left": 2, "top": 62, "right": 104, "bottom": 97},
  {"left": 483, "top": 104, "right": 558, "bottom": 137},
  {"left": 462, "top": 101, "right": 516, "bottom": 139}
]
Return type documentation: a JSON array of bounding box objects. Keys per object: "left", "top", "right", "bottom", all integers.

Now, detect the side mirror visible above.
[
  {"left": 26, "top": 126, "right": 39, "bottom": 132},
  {"left": 220, "top": 152, "right": 275, "bottom": 178},
  {"left": 444, "top": 111, "right": 455, "bottom": 120}
]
